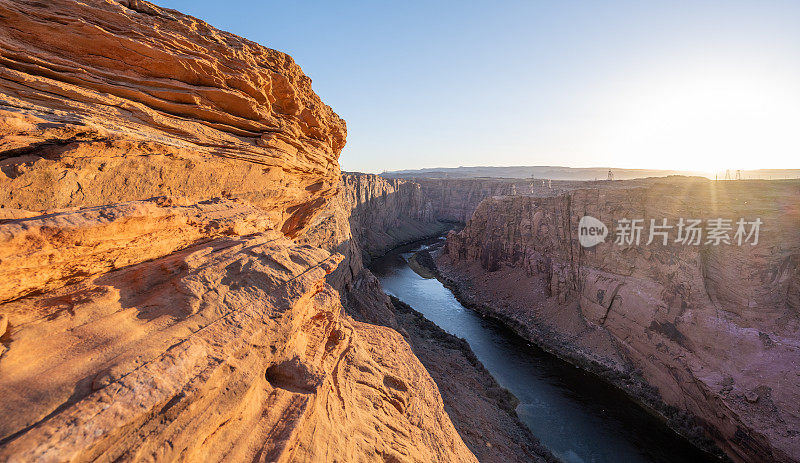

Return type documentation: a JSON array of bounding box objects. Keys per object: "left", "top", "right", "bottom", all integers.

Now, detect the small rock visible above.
[
  {"left": 745, "top": 391, "right": 760, "bottom": 403},
  {"left": 92, "top": 371, "right": 114, "bottom": 391}
]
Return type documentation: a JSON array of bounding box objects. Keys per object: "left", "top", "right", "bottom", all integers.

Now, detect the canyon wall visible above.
[
  {"left": 299, "top": 173, "right": 448, "bottom": 290},
  {"left": 299, "top": 174, "right": 559, "bottom": 288},
  {"left": 0, "top": 1, "right": 479, "bottom": 461},
  {"left": 438, "top": 178, "right": 800, "bottom": 462},
  {"left": 297, "top": 173, "right": 557, "bottom": 462},
  {"left": 415, "top": 178, "right": 560, "bottom": 223}
]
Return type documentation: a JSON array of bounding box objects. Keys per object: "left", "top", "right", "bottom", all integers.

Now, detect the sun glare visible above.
[{"left": 597, "top": 65, "right": 800, "bottom": 173}]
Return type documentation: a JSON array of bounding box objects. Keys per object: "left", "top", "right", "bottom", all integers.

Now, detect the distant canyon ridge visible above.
[{"left": 382, "top": 165, "right": 800, "bottom": 181}]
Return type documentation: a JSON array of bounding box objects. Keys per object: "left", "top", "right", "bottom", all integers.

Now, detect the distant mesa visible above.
[{"left": 382, "top": 165, "right": 800, "bottom": 181}]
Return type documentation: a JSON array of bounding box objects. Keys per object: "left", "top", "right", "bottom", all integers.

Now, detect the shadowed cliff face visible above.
[
  {"left": 439, "top": 178, "right": 800, "bottom": 462},
  {"left": 0, "top": 0, "right": 345, "bottom": 236},
  {"left": 0, "top": 2, "right": 481, "bottom": 461},
  {"left": 299, "top": 173, "right": 453, "bottom": 292},
  {"left": 416, "top": 178, "right": 551, "bottom": 223},
  {"left": 300, "top": 174, "right": 571, "bottom": 292}
]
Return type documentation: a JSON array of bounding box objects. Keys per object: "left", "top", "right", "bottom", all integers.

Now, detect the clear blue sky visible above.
[{"left": 160, "top": 1, "right": 800, "bottom": 173}]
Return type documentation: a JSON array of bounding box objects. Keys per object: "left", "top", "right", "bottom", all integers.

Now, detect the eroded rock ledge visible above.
[
  {"left": 0, "top": 202, "right": 473, "bottom": 461},
  {"left": 0, "top": 0, "right": 345, "bottom": 236}
]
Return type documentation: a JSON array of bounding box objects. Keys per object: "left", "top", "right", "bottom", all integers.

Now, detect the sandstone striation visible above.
[
  {"left": 0, "top": 205, "right": 474, "bottom": 461},
  {"left": 439, "top": 177, "right": 800, "bottom": 462},
  {"left": 0, "top": 0, "right": 345, "bottom": 236},
  {"left": 0, "top": 196, "right": 273, "bottom": 304}
]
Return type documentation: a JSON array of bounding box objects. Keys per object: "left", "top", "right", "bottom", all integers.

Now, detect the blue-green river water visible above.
[{"left": 370, "top": 241, "right": 718, "bottom": 463}]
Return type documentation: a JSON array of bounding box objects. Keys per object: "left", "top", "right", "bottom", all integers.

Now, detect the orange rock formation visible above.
[
  {"left": 0, "top": 0, "right": 344, "bottom": 236},
  {"left": 0, "top": 1, "right": 479, "bottom": 461}
]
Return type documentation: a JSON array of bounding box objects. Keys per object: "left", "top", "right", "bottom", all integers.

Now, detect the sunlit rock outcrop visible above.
[
  {"left": 0, "top": 0, "right": 345, "bottom": 236},
  {"left": 0, "top": 207, "right": 472, "bottom": 461}
]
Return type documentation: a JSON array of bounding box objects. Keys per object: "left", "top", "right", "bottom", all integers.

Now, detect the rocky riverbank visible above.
[
  {"left": 390, "top": 296, "right": 559, "bottom": 463},
  {"left": 415, "top": 245, "right": 721, "bottom": 459}
]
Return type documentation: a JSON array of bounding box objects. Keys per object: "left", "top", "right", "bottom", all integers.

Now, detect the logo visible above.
[{"left": 578, "top": 215, "right": 608, "bottom": 248}]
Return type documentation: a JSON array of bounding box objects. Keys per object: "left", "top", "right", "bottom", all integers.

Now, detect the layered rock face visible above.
[
  {"left": 300, "top": 174, "right": 565, "bottom": 290},
  {"left": 0, "top": 203, "right": 473, "bottom": 462},
  {"left": 415, "top": 178, "right": 558, "bottom": 223},
  {"left": 0, "top": 0, "right": 345, "bottom": 236},
  {"left": 439, "top": 178, "right": 800, "bottom": 462},
  {"left": 0, "top": 196, "right": 273, "bottom": 304},
  {"left": 0, "top": 1, "right": 479, "bottom": 461}
]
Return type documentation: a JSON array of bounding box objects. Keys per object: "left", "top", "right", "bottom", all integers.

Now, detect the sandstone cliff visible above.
[
  {"left": 0, "top": 0, "right": 345, "bottom": 236},
  {"left": 0, "top": 1, "right": 479, "bottom": 461},
  {"left": 438, "top": 178, "right": 800, "bottom": 462}
]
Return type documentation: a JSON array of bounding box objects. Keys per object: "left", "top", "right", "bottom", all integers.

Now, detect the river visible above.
[{"left": 370, "top": 240, "right": 718, "bottom": 463}]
